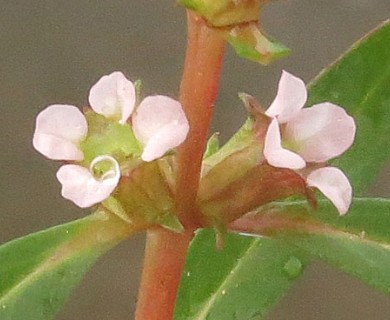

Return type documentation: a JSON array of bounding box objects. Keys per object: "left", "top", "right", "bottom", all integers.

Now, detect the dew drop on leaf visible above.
[{"left": 283, "top": 256, "right": 302, "bottom": 279}]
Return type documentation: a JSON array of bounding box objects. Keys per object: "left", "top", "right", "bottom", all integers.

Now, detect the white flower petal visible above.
[
  {"left": 265, "top": 70, "right": 307, "bottom": 123},
  {"left": 307, "top": 167, "right": 352, "bottom": 215},
  {"left": 88, "top": 71, "right": 136, "bottom": 124},
  {"left": 285, "top": 102, "right": 356, "bottom": 162},
  {"left": 33, "top": 104, "right": 87, "bottom": 160},
  {"left": 56, "top": 160, "right": 120, "bottom": 208},
  {"left": 140, "top": 124, "right": 185, "bottom": 162},
  {"left": 132, "top": 95, "right": 189, "bottom": 162},
  {"left": 264, "top": 119, "right": 306, "bottom": 169}
]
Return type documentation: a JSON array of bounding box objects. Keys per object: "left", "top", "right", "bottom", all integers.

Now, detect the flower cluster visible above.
[
  {"left": 33, "top": 70, "right": 355, "bottom": 219},
  {"left": 33, "top": 72, "right": 189, "bottom": 208},
  {"left": 262, "top": 71, "right": 356, "bottom": 214}
]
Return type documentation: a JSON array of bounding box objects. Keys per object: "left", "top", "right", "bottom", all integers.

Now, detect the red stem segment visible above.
[
  {"left": 135, "top": 229, "right": 194, "bottom": 320},
  {"left": 176, "top": 11, "right": 225, "bottom": 226},
  {"left": 135, "top": 11, "right": 225, "bottom": 319}
]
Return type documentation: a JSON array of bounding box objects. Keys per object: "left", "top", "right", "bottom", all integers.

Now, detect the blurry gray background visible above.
[{"left": 1, "top": 0, "right": 390, "bottom": 319}]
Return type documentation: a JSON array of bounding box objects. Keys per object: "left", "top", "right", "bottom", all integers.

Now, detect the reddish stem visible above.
[
  {"left": 135, "top": 11, "right": 225, "bottom": 319},
  {"left": 176, "top": 11, "right": 225, "bottom": 226},
  {"left": 135, "top": 228, "right": 194, "bottom": 320}
]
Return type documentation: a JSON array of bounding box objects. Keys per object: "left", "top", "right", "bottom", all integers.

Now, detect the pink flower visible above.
[
  {"left": 33, "top": 102, "right": 121, "bottom": 208},
  {"left": 33, "top": 71, "right": 189, "bottom": 208},
  {"left": 56, "top": 155, "right": 120, "bottom": 208},
  {"left": 89, "top": 72, "right": 189, "bottom": 162},
  {"left": 32, "top": 104, "right": 88, "bottom": 161},
  {"left": 132, "top": 95, "right": 189, "bottom": 162},
  {"left": 89, "top": 71, "right": 136, "bottom": 125},
  {"left": 263, "top": 71, "right": 356, "bottom": 215}
]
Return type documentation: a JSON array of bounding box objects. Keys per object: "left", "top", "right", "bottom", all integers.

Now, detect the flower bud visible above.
[
  {"left": 178, "top": 0, "right": 265, "bottom": 27},
  {"left": 178, "top": 1, "right": 289, "bottom": 64}
]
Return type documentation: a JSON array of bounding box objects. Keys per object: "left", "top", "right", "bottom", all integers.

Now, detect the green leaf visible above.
[
  {"left": 308, "top": 19, "right": 390, "bottom": 194},
  {"left": 0, "top": 210, "right": 132, "bottom": 320},
  {"left": 176, "top": 198, "right": 390, "bottom": 319},
  {"left": 174, "top": 230, "right": 310, "bottom": 320},
  {"left": 270, "top": 198, "right": 390, "bottom": 294}
]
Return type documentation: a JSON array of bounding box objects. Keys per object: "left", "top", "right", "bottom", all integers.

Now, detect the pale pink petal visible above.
[
  {"left": 285, "top": 102, "right": 356, "bottom": 162},
  {"left": 132, "top": 95, "right": 189, "bottom": 161},
  {"left": 264, "top": 119, "right": 306, "bottom": 169},
  {"left": 56, "top": 156, "right": 120, "bottom": 208},
  {"left": 89, "top": 71, "right": 136, "bottom": 124},
  {"left": 307, "top": 167, "right": 352, "bottom": 215},
  {"left": 33, "top": 104, "right": 87, "bottom": 160},
  {"left": 140, "top": 125, "right": 185, "bottom": 162},
  {"left": 265, "top": 70, "right": 307, "bottom": 123}
]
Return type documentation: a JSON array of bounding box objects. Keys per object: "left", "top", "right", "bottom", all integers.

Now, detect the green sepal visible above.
[
  {"left": 226, "top": 24, "right": 290, "bottom": 65},
  {"left": 117, "top": 161, "right": 181, "bottom": 230},
  {"left": 157, "top": 213, "right": 185, "bottom": 233},
  {"left": 101, "top": 196, "right": 132, "bottom": 224},
  {"left": 204, "top": 133, "right": 220, "bottom": 159},
  {"left": 134, "top": 79, "right": 142, "bottom": 105},
  {"left": 203, "top": 117, "right": 256, "bottom": 170},
  {"left": 80, "top": 111, "right": 142, "bottom": 164}
]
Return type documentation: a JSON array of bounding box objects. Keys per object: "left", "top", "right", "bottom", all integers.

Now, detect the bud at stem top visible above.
[{"left": 178, "top": 0, "right": 265, "bottom": 27}]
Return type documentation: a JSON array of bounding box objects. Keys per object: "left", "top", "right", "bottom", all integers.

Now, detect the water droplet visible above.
[
  {"left": 221, "top": 289, "right": 226, "bottom": 295},
  {"left": 283, "top": 256, "right": 303, "bottom": 279},
  {"left": 249, "top": 310, "right": 263, "bottom": 319}
]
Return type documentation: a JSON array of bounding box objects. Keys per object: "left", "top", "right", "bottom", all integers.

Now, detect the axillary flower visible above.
[
  {"left": 262, "top": 71, "right": 356, "bottom": 215},
  {"left": 33, "top": 71, "right": 189, "bottom": 208}
]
